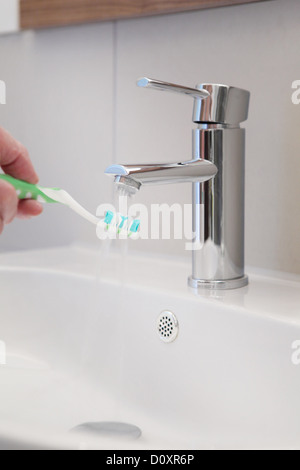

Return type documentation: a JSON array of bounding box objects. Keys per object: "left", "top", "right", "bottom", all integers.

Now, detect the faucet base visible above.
[{"left": 188, "top": 275, "right": 249, "bottom": 291}]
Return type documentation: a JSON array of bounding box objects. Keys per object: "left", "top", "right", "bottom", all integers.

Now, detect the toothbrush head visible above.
[{"left": 97, "top": 211, "right": 140, "bottom": 240}]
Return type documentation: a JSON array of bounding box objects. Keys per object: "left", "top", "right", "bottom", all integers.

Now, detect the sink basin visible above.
[{"left": 0, "top": 246, "right": 300, "bottom": 450}]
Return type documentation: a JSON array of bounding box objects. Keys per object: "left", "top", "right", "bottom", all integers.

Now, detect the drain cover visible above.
[
  {"left": 70, "top": 422, "right": 142, "bottom": 440},
  {"left": 157, "top": 311, "right": 179, "bottom": 343}
]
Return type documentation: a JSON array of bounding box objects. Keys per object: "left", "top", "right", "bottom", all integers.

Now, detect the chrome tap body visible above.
[{"left": 105, "top": 78, "right": 250, "bottom": 290}]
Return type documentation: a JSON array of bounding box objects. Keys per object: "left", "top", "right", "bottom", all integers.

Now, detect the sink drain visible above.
[
  {"left": 70, "top": 422, "right": 142, "bottom": 440},
  {"left": 157, "top": 311, "right": 179, "bottom": 343}
]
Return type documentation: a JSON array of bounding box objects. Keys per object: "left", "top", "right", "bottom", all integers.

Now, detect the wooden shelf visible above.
[{"left": 20, "top": 0, "right": 267, "bottom": 30}]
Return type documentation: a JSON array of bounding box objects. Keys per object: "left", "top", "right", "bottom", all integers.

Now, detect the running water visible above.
[
  {"left": 76, "top": 185, "right": 135, "bottom": 411},
  {"left": 98, "top": 184, "right": 136, "bottom": 416},
  {"left": 94, "top": 184, "right": 133, "bottom": 261},
  {"left": 115, "top": 185, "right": 132, "bottom": 259}
]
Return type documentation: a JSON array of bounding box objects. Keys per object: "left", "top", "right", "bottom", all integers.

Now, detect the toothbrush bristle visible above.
[{"left": 98, "top": 210, "right": 140, "bottom": 238}]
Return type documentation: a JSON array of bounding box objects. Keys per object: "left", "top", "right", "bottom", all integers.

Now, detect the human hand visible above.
[{"left": 0, "top": 127, "right": 43, "bottom": 234}]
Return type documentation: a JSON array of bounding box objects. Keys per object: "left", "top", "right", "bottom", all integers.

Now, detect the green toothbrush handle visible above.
[{"left": 0, "top": 174, "right": 57, "bottom": 203}]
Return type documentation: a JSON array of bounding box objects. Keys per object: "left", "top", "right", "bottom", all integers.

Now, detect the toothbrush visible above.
[{"left": 0, "top": 174, "right": 140, "bottom": 237}]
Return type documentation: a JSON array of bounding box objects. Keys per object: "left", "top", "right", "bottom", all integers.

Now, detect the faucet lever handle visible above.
[{"left": 137, "top": 77, "right": 210, "bottom": 100}]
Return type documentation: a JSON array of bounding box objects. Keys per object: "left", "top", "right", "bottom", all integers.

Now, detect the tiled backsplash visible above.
[{"left": 0, "top": 0, "right": 299, "bottom": 274}]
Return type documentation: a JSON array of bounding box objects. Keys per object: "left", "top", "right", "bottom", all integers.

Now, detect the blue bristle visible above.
[
  {"left": 104, "top": 210, "right": 114, "bottom": 225},
  {"left": 119, "top": 215, "right": 128, "bottom": 229},
  {"left": 129, "top": 219, "right": 141, "bottom": 233}
]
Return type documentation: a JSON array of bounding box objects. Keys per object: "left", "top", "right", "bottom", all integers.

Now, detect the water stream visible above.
[{"left": 75, "top": 184, "right": 136, "bottom": 426}]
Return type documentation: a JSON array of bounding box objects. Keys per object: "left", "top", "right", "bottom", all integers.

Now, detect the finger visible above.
[
  {"left": 17, "top": 199, "right": 43, "bottom": 219},
  {"left": 0, "top": 217, "right": 3, "bottom": 235},
  {"left": 0, "top": 127, "right": 39, "bottom": 184},
  {"left": 0, "top": 180, "right": 18, "bottom": 224}
]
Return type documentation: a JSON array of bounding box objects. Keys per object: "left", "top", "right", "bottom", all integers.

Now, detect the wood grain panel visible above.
[{"left": 20, "top": 0, "right": 268, "bottom": 30}]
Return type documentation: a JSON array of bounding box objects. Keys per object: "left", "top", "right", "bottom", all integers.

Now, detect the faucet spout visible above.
[{"left": 105, "top": 160, "right": 218, "bottom": 192}]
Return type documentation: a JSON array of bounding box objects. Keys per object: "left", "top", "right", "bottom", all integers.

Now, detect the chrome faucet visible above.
[{"left": 105, "top": 78, "right": 250, "bottom": 290}]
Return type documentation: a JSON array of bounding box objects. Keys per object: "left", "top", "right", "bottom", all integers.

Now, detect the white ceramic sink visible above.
[{"left": 0, "top": 246, "right": 300, "bottom": 450}]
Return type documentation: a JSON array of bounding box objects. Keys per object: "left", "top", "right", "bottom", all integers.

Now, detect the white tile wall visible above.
[
  {"left": 0, "top": 0, "right": 19, "bottom": 35},
  {"left": 0, "top": 0, "right": 299, "bottom": 274}
]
